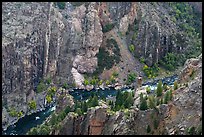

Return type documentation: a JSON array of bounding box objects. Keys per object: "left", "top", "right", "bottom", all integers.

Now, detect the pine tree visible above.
[
  {"left": 50, "top": 113, "right": 57, "bottom": 125},
  {"left": 139, "top": 93, "right": 148, "bottom": 110},
  {"left": 148, "top": 95, "right": 156, "bottom": 109},
  {"left": 147, "top": 125, "right": 151, "bottom": 133},
  {"left": 91, "top": 95, "right": 99, "bottom": 107},
  {"left": 164, "top": 91, "right": 170, "bottom": 104},
  {"left": 124, "top": 93, "right": 134, "bottom": 109},
  {"left": 81, "top": 101, "right": 88, "bottom": 113},
  {"left": 76, "top": 108, "right": 82, "bottom": 116},
  {"left": 115, "top": 91, "right": 123, "bottom": 107},
  {"left": 156, "top": 81, "right": 163, "bottom": 97},
  {"left": 169, "top": 89, "right": 173, "bottom": 100}
]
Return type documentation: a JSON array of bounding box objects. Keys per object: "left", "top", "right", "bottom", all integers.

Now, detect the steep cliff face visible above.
[{"left": 2, "top": 2, "right": 103, "bottom": 128}]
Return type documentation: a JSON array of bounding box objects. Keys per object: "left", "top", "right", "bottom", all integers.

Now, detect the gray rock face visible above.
[{"left": 2, "top": 2, "right": 102, "bottom": 128}]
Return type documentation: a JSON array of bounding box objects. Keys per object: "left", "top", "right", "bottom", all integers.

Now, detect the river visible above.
[{"left": 2, "top": 74, "right": 178, "bottom": 135}]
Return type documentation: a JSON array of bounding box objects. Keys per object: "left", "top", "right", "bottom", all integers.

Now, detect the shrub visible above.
[
  {"left": 156, "top": 81, "right": 163, "bottom": 97},
  {"left": 28, "top": 100, "right": 37, "bottom": 110},
  {"left": 129, "top": 44, "right": 135, "bottom": 52},
  {"left": 62, "top": 83, "right": 68, "bottom": 89},
  {"left": 18, "top": 111, "right": 23, "bottom": 118},
  {"left": 188, "top": 126, "right": 196, "bottom": 135},
  {"left": 139, "top": 57, "right": 145, "bottom": 64},
  {"left": 147, "top": 125, "right": 151, "bottom": 133},
  {"left": 45, "top": 77, "right": 51, "bottom": 85},
  {"left": 153, "top": 118, "right": 159, "bottom": 129},
  {"left": 37, "top": 82, "right": 46, "bottom": 93},
  {"left": 47, "top": 87, "right": 57, "bottom": 97},
  {"left": 9, "top": 108, "right": 18, "bottom": 117},
  {"left": 102, "top": 23, "right": 115, "bottom": 33},
  {"left": 84, "top": 79, "right": 89, "bottom": 86},
  {"left": 174, "top": 81, "right": 178, "bottom": 90},
  {"left": 112, "top": 71, "right": 119, "bottom": 77},
  {"left": 46, "top": 95, "right": 52, "bottom": 104},
  {"left": 146, "top": 86, "right": 151, "bottom": 94},
  {"left": 127, "top": 72, "right": 137, "bottom": 84}
]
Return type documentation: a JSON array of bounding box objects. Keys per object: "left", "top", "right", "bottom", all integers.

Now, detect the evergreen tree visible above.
[
  {"left": 148, "top": 95, "right": 156, "bottom": 109},
  {"left": 139, "top": 93, "right": 148, "bottom": 110},
  {"left": 81, "top": 101, "right": 88, "bottom": 113},
  {"left": 91, "top": 95, "right": 99, "bottom": 107},
  {"left": 50, "top": 113, "right": 57, "bottom": 125},
  {"left": 64, "top": 106, "right": 71, "bottom": 114},
  {"left": 76, "top": 108, "right": 82, "bottom": 116},
  {"left": 169, "top": 89, "right": 173, "bottom": 100},
  {"left": 124, "top": 93, "right": 134, "bottom": 109},
  {"left": 156, "top": 81, "right": 163, "bottom": 97},
  {"left": 147, "top": 125, "right": 151, "bottom": 133},
  {"left": 164, "top": 91, "right": 170, "bottom": 104},
  {"left": 115, "top": 91, "right": 123, "bottom": 107}
]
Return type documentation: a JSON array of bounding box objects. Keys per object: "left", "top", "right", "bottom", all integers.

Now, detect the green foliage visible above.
[
  {"left": 127, "top": 72, "right": 137, "bottom": 84},
  {"left": 148, "top": 95, "right": 156, "bottom": 109},
  {"left": 139, "top": 93, "right": 148, "bottom": 110},
  {"left": 159, "top": 53, "right": 177, "bottom": 71},
  {"left": 47, "top": 87, "right": 57, "bottom": 97},
  {"left": 153, "top": 118, "right": 159, "bottom": 129},
  {"left": 8, "top": 108, "right": 18, "bottom": 117},
  {"left": 37, "top": 81, "right": 46, "bottom": 93},
  {"left": 124, "top": 92, "right": 134, "bottom": 109},
  {"left": 55, "top": 2, "right": 66, "bottom": 9},
  {"left": 62, "top": 83, "right": 68, "bottom": 89},
  {"left": 147, "top": 125, "right": 151, "bottom": 133},
  {"left": 70, "top": 2, "right": 85, "bottom": 7},
  {"left": 188, "top": 126, "right": 196, "bottom": 135},
  {"left": 46, "top": 95, "right": 52, "bottom": 104},
  {"left": 64, "top": 106, "right": 71, "bottom": 114},
  {"left": 27, "top": 127, "right": 38, "bottom": 135},
  {"left": 139, "top": 57, "right": 145, "bottom": 64},
  {"left": 146, "top": 86, "right": 151, "bottom": 94},
  {"left": 112, "top": 71, "right": 119, "bottom": 77},
  {"left": 50, "top": 113, "right": 57, "bottom": 126},
  {"left": 84, "top": 79, "right": 89, "bottom": 86},
  {"left": 102, "top": 23, "right": 115, "bottom": 33},
  {"left": 94, "top": 39, "right": 121, "bottom": 75},
  {"left": 169, "top": 89, "right": 173, "bottom": 101},
  {"left": 163, "top": 84, "right": 168, "bottom": 91},
  {"left": 45, "top": 77, "right": 52, "bottom": 85},
  {"left": 129, "top": 44, "right": 135, "bottom": 52},
  {"left": 174, "top": 81, "right": 178, "bottom": 90},
  {"left": 18, "top": 111, "right": 23, "bottom": 118},
  {"left": 91, "top": 95, "right": 99, "bottom": 107},
  {"left": 143, "top": 64, "right": 159, "bottom": 78},
  {"left": 113, "top": 91, "right": 134, "bottom": 111},
  {"left": 163, "top": 91, "right": 170, "bottom": 104},
  {"left": 28, "top": 100, "right": 37, "bottom": 110},
  {"left": 81, "top": 101, "right": 88, "bottom": 113},
  {"left": 75, "top": 108, "right": 83, "bottom": 116},
  {"left": 156, "top": 81, "right": 163, "bottom": 97}
]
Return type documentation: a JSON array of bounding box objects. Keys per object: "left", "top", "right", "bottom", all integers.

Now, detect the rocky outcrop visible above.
[{"left": 178, "top": 54, "right": 202, "bottom": 83}]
